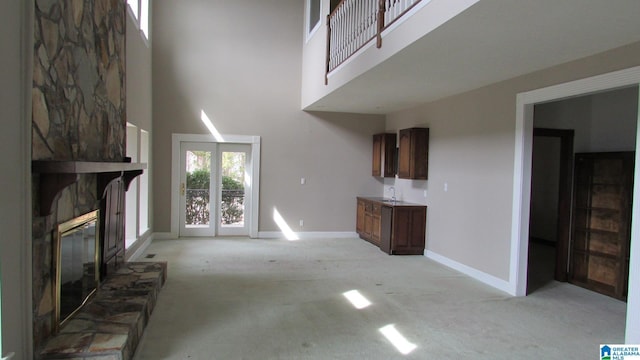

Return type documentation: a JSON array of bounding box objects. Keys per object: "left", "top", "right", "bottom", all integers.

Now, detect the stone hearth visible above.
[{"left": 40, "top": 262, "right": 166, "bottom": 360}]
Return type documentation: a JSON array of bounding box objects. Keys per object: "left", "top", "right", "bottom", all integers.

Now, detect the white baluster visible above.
[
  {"left": 356, "top": 0, "right": 360, "bottom": 48},
  {"left": 350, "top": 0, "right": 355, "bottom": 53},
  {"left": 370, "top": 0, "right": 375, "bottom": 38},
  {"left": 337, "top": 12, "right": 341, "bottom": 68},
  {"left": 336, "top": 10, "right": 341, "bottom": 67},
  {"left": 345, "top": 2, "right": 349, "bottom": 62}
]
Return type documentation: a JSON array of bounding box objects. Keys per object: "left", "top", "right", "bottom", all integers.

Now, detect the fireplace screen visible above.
[{"left": 55, "top": 210, "right": 100, "bottom": 330}]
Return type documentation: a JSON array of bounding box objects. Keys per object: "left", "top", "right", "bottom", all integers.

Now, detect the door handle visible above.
[{"left": 180, "top": 183, "right": 185, "bottom": 196}]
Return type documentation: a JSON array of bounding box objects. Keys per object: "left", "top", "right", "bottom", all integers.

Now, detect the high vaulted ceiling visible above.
[{"left": 306, "top": 0, "right": 640, "bottom": 114}]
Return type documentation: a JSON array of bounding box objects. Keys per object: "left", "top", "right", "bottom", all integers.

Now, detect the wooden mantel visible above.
[{"left": 32, "top": 160, "right": 147, "bottom": 216}]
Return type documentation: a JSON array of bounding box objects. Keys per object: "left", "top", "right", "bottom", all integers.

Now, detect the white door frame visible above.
[
  {"left": 510, "top": 66, "right": 640, "bottom": 341},
  {"left": 171, "top": 133, "right": 260, "bottom": 238}
]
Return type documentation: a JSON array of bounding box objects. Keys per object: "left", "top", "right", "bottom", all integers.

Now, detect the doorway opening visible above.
[
  {"left": 512, "top": 66, "right": 640, "bottom": 342},
  {"left": 527, "top": 128, "right": 573, "bottom": 293},
  {"left": 526, "top": 87, "right": 639, "bottom": 297},
  {"left": 512, "top": 68, "right": 640, "bottom": 300},
  {"left": 171, "top": 134, "right": 261, "bottom": 238}
]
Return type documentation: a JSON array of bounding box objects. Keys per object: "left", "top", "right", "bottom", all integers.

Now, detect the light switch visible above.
[
  {"left": 301, "top": 177, "right": 306, "bottom": 185},
  {"left": 444, "top": 183, "right": 448, "bottom": 192}
]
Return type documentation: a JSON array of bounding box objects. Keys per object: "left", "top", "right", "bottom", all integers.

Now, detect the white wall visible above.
[
  {"left": 590, "top": 88, "right": 639, "bottom": 152},
  {"left": 152, "top": 0, "right": 385, "bottom": 234},
  {"left": 385, "top": 41, "right": 640, "bottom": 282},
  {"left": 534, "top": 87, "right": 638, "bottom": 153},
  {"left": 125, "top": 9, "right": 153, "bottom": 253},
  {"left": 0, "top": 0, "right": 32, "bottom": 358}
]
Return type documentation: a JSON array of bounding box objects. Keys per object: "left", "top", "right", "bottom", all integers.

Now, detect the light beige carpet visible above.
[{"left": 133, "top": 237, "right": 626, "bottom": 359}]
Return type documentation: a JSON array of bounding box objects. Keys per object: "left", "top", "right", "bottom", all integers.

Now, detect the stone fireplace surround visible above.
[{"left": 31, "top": 1, "right": 163, "bottom": 358}]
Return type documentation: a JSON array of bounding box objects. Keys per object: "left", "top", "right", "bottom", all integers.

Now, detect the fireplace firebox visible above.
[{"left": 54, "top": 210, "right": 100, "bottom": 331}]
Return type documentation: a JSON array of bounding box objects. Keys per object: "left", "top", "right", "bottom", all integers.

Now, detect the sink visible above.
[{"left": 381, "top": 199, "right": 396, "bottom": 203}]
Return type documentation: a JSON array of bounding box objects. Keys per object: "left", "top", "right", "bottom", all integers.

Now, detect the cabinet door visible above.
[
  {"left": 398, "top": 128, "right": 429, "bottom": 180},
  {"left": 356, "top": 199, "right": 365, "bottom": 235},
  {"left": 569, "top": 152, "right": 634, "bottom": 299},
  {"left": 380, "top": 206, "right": 393, "bottom": 254},
  {"left": 371, "top": 203, "right": 382, "bottom": 245},
  {"left": 101, "top": 178, "right": 125, "bottom": 277},
  {"left": 390, "top": 207, "right": 427, "bottom": 255},
  {"left": 398, "top": 130, "right": 412, "bottom": 179},
  {"left": 382, "top": 134, "right": 397, "bottom": 177},
  {"left": 363, "top": 202, "right": 373, "bottom": 239},
  {"left": 372, "top": 135, "right": 382, "bottom": 176},
  {"left": 373, "top": 133, "right": 397, "bottom": 177}
]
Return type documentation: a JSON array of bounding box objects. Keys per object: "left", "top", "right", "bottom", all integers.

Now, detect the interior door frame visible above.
[
  {"left": 531, "top": 128, "right": 574, "bottom": 284},
  {"left": 510, "top": 66, "right": 640, "bottom": 342},
  {"left": 171, "top": 133, "right": 261, "bottom": 238}
]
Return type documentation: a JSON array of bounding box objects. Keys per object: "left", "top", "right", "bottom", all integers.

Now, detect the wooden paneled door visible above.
[
  {"left": 100, "top": 178, "right": 125, "bottom": 279},
  {"left": 569, "top": 152, "right": 634, "bottom": 300}
]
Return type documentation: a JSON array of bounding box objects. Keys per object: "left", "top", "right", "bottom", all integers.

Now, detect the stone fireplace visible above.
[
  {"left": 31, "top": 0, "right": 166, "bottom": 360},
  {"left": 32, "top": 0, "right": 126, "bottom": 348}
]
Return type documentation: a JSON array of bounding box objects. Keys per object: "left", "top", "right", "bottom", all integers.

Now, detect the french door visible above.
[
  {"left": 179, "top": 142, "right": 217, "bottom": 236},
  {"left": 179, "top": 142, "right": 252, "bottom": 237},
  {"left": 217, "top": 144, "right": 251, "bottom": 236}
]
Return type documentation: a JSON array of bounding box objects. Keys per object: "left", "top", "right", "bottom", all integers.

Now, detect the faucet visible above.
[{"left": 389, "top": 187, "right": 396, "bottom": 202}]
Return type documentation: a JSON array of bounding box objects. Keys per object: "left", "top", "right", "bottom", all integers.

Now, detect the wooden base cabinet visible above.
[
  {"left": 380, "top": 206, "right": 427, "bottom": 255},
  {"left": 357, "top": 198, "right": 382, "bottom": 246},
  {"left": 356, "top": 197, "right": 426, "bottom": 254}
]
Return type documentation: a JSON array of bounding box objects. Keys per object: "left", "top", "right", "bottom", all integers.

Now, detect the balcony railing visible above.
[{"left": 326, "top": 0, "right": 422, "bottom": 83}]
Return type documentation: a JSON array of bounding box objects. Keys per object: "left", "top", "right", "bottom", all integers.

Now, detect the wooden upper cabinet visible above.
[
  {"left": 398, "top": 128, "right": 429, "bottom": 180},
  {"left": 372, "top": 133, "right": 396, "bottom": 177}
]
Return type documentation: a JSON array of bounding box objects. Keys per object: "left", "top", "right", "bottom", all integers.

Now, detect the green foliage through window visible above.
[{"left": 185, "top": 171, "right": 244, "bottom": 225}]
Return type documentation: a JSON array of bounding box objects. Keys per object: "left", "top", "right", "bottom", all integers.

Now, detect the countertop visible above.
[{"left": 357, "top": 196, "right": 426, "bottom": 207}]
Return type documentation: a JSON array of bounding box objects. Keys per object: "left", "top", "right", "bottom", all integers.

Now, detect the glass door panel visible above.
[
  {"left": 179, "top": 142, "right": 216, "bottom": 237},
  {"left": 219, "top": 144, "right": 250, "bottom": 236}
]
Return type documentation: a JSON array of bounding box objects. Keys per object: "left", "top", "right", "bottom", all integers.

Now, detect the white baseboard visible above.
[
  {"left": 425, "top": 250, "right": 513, "bottom": 295},
  {"left": 152, "top": 232, "right": 178, "bottom": 240},
  {"left": 126, "top": 234, "right": 153, "bottom": 261},
  {"left": 257, "top": 231, "right": 358, "bottom": 239}
]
